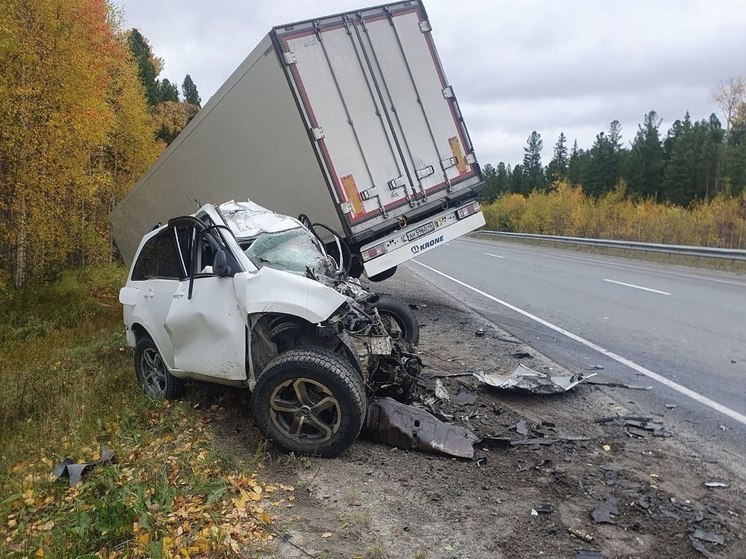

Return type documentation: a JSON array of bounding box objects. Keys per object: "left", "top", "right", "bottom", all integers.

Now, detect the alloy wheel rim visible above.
[
  {"left": 140, "top": 347, "right": 167, "bottom": 397},
  {"left": 269, "top": 377, "right": 341, "bottom": 443}
]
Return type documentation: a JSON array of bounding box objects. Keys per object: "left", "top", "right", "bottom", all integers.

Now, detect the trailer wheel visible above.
[
  {"left": 251, "top": 348, "right": 366, "bottom": 457},
  {"left": 375, "top": 295, "right": 420, "bottom": 345}
]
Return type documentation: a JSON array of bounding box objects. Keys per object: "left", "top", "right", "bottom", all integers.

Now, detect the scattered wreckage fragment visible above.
[
  {"left": 364, "top": 397, "right": 480, "bottom": 459},
  {"left": 53, "top": 447, "right": 115, "bottom": 487},
  {"left": 472, "top": 364, "right": 597, "bottom": 395}
]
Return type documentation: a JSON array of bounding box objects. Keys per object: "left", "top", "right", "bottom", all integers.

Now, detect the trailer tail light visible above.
[
  {"left": 362, "top": 242, "right": 387, "bottom": 261},
  {"left": 456, "top": 201, "right": 480, "bottom": 220}
]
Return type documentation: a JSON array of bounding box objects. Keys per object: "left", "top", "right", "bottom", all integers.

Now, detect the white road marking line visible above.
[
  {"left": 456, "top": 238, "right": 746, "bottom": 287},
  {"left": 485, "top": 253, "right": 506, "bottom": 259},
  {"left": 412, "top": 260, "right": 746, "bottom": 427},
  {"left": 603, "top": 278, "right": 670, "bottom": 295}
]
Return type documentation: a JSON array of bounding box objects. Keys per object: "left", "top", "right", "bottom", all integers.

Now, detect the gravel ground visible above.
[{"left": 210, "top": 266, "right": 746, "bottom": 559}]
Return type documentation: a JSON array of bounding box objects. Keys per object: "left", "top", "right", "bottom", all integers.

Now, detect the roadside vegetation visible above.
[
  {"left": 0, "top": 267, "right": 289, "bottom": 558},
  {"left": 483, "top": 182, "right": 746, "bottom": 248}
]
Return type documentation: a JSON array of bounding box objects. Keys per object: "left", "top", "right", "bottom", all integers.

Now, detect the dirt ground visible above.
[{"left": 208, "top": 267, "right": 746, "bottom": 559}]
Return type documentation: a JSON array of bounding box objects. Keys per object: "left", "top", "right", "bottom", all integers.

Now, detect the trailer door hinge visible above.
[
  {"left": 442, "top": 86, "right": 454, "bottom": 99},
  {"left": 465, "top": 153, "right": 477, "bottom": 165},
  {"left": 311, "top": 127, "right": 325, "bottom": 140},
  {"left": 283, "top": 51, "right": 297, "bottom": 65},
  {"left": 340, "top": 201, "right": 353, "bottom": 214},
  {"left": 418, "top": 20, "right": 432, "bottom": 33}
]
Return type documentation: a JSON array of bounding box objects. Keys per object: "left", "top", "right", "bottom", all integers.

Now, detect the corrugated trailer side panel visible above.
[{"left": 110, "top": 35, "right": 341, "bottom": 266}]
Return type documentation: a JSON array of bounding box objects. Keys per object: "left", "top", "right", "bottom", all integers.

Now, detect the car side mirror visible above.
[{"left": 214, "top": 248, "right": 232, "bottom": 277}]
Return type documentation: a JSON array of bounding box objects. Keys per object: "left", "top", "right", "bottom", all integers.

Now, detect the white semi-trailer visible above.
[{"left": 110, "top": 1, "right": 485, "bottom": 280}]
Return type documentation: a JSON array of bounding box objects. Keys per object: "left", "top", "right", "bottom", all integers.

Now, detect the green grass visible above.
[{"left": 0, "top": 266, "right": 289, "bottom": 558}]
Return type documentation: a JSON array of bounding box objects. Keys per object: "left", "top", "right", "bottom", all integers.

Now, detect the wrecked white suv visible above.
[{"left": 119, "top": 201, "right": 421, "bottom": 457}]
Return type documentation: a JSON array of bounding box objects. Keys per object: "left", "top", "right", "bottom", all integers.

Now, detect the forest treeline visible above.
[
  {"left": 0, "top": 0, "right": 200, "bottom": 288},
  {"left": 482, "top": 93, "right": 746, "bottom": 207}
]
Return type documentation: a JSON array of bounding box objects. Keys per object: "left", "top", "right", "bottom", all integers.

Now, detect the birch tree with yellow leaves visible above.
[{"left": 0, "top": 0, "right": 160, "bottom": 287}]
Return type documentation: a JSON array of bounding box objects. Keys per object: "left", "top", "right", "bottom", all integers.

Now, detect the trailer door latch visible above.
[{"left": 283, "top": 51, "right": 297, "bottom": 65}]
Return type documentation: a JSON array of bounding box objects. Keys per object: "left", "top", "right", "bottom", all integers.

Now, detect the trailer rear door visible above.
[{"left": 273, "top": 1, "right": 480, "bottom": 236}]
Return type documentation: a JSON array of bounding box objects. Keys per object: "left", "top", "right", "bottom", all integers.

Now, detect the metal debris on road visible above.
[
  {"left": 568, "top": 527, "right": 594, "bottom": 542},
  {"left": 512, "top": 352, "right": 533, "bottom": 359},
  {"left": 475, "top": 328, "right": 486, "bottom": 337},
  {"left": 364, "top": 397, "right": 480, "bottom": 459},
  {"left": 52, "top": 447, "right": 115, "bottom": 487},
  {"left": 590, "top": 496, "right": 620, "bottom": 524},
  {"left": 450, "top": 388, "right": 477, "bottom": 406},
  {"left": 692, "top": 529, "right": 725, "bottom": 545},
  {"left": 535, "top": 503, "right": 553, "bottom": 514},
  {"left": 704, "top": 481, "right": 728, "bottom": 488},
  {"left": 473, "top": 364, "right": 597, "bottom": 394},
  {"left": 595, "top": 416, "right": 671, "bottom": 438}
]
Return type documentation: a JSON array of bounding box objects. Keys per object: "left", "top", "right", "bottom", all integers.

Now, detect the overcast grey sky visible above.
[{"left": 120, "top": 0, "right": 746, "bottom": 167}]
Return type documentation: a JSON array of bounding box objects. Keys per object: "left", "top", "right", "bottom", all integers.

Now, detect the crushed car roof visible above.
[{"left": 217, "top": 200, "right": 300, "bottom": 239}]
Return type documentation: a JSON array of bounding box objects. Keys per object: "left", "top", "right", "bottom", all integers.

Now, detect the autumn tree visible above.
[
  {"left": 0, "top": 0, "right": 159, "bottom": 287},
  {"left": 127, "top": 29, "right": 163, "bottom": 106},
  {"left": 546, "top": 132, "right": 568, "bottom": 185},
  {"left": 522, "top": 131, "right": 544, "bottom": 191},
  {"left": 625, "top": 111, "right": 664, "bottom": 199},
  {"left": 710, "top": 76, "right": 745, "bottom": 134},
  {"left": 182, "top": 74, "right": 201, "bottom": 107}
]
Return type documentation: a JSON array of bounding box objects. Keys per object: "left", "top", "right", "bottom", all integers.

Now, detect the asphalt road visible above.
[{"left": 405, "top": 237, "right": 746, "bottom": 453}]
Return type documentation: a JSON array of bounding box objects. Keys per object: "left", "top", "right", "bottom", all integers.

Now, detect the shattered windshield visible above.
[{"left": 244, "top": 227, "right": 333, "bottom": 276}]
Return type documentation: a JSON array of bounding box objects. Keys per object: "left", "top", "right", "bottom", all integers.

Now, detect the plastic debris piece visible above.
[
  {"left": 704, "top": 481, "right": 728, "bottom": 488},
  {"left": 530, "top": 508, "right": 538, "bottom": 516},
  {"left": 473, "top": 364, "right": 596, "bottom": 394},
  {"left": 512, "top": 352, "right": 533, "bottom": 359},
  {"left": 513, "top": 419, "right": 529, "bottom": 437},
  {"left": 535, "top": 503, "right": 553, "bottom": 514},
  {"left": 364, "top": 397, "right": 480, "bottom": 459},
  {"left": 475, "top": 328, "right": 486, "bottom": 337},
  {"left": 591, "top": 496, "right": 619, "bottom": 524},
  {"left": 51, "top": 446, "right": 116, "bottom": 487},
  {"left": 692, "top": 529, "right": 725, "bottom": 545}
]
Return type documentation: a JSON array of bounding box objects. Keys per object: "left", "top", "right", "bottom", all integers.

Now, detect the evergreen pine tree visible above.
[
  {"left": 522, "top": 131, "right": 544, "bottom": 191},
  {"left": 182, "top": 74, "right": 201, "bottom": 107}
]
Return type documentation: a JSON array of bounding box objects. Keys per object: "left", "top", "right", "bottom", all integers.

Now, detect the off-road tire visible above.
[
  {"left": 134, "top": 336, "right": 184, "bottom": 400},
  {"left": 375, "top": 295, "right": 420, "bottom": 345},
  {"left": 251, "top": 348, "right": 366, "bottom": 457}
]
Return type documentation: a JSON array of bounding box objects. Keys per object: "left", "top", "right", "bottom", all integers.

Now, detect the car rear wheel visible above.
[
  {"left": 251, "top": 348, "right": 366, "bottom": 457},
  {"left": 134, "top": 336, "right": 184, "bottom": 399}
]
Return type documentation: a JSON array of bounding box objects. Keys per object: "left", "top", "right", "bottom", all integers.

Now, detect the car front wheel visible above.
[{"left": 251, "top": 348, "right": 366, "bottom": 457}]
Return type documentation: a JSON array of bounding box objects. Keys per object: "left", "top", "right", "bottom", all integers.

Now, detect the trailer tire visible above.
[
  {"left": 375, "top": 295, "right": 420, "bottom": 345},
  {"left": 252, "top": 348, "right": 366, "bottom": 457}
]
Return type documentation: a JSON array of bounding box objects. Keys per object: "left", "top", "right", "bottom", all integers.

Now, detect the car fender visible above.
[{"left": 234, "top": 268, "right": 347, "bottom": 324}]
